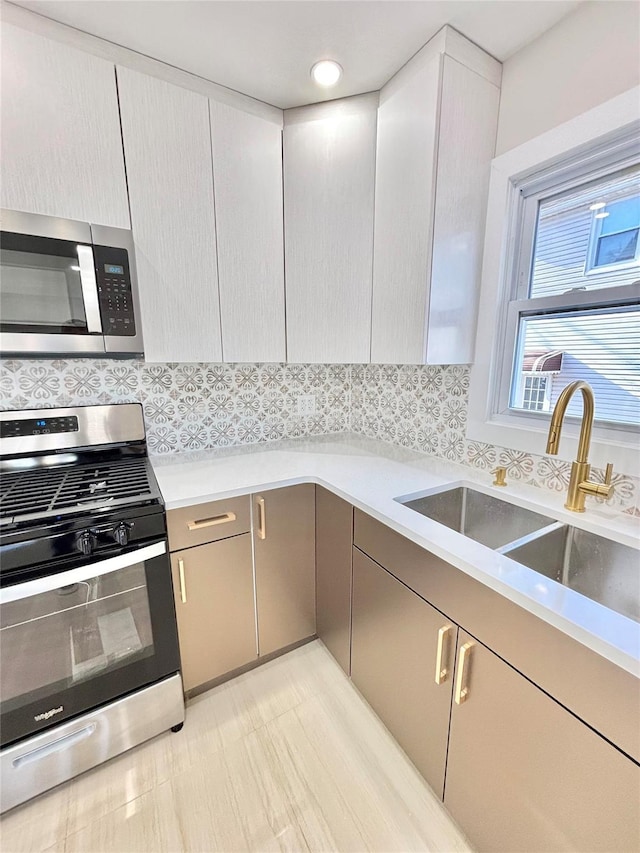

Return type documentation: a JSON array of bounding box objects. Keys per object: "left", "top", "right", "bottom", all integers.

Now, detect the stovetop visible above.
[
  {"left": 0, "top": 404, "right": 163, "bottom": 536},
  {"left": 0, "top": 455, "right": 158, "bottom": 526}
]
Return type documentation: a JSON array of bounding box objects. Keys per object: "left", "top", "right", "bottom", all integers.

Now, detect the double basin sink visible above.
[{"left": 397, "top": 486, "right": 639, "bottom": 623}]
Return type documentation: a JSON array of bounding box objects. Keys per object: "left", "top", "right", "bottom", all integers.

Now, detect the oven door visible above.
[
  {"left": 0, "top": 541, "right": 181, "bottom": 747},
  {"left": 0, "top": 211, "right": 105, "bottom": 355}
]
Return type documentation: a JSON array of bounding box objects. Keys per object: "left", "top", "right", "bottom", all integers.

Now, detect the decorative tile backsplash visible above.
[
  {"left": 1, "top": 358, "right": 637, "bottom": 513},
  {"left": 0, "top": 359, "right": 350, "bottom": 454}
]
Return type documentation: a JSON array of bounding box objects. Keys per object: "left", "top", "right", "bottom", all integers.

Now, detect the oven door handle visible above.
[{"left": 0, "top": 541, "right": 166, "bottom": 604}]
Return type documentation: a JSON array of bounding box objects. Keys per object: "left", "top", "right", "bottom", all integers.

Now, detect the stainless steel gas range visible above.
[{"left": 0, "top": 403, "right": 184, "bottom": 813}]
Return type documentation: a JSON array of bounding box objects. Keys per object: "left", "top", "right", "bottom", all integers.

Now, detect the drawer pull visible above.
[
  {"left": 256, "top": 496, "right": 266, "bottom": 540},
  {"left": 186, "top": 512, "right": 236, "bottom": 531},
  {"left": 178, "top": 557, "right": 187, "bottom": 604},
  {"left": 434, "top": 625, "right": 452, "bottom": 685},
  {"left": 454, "top": 641, "right": 474, "bottom": 705}
]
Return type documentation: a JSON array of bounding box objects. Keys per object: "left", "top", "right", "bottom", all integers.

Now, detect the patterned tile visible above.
[
  {"left": 349, "top": 363, "right": 638, "bottom": 513},
  {"left": 1, "top": 359, "right": 637, "bottom": 513},
  {"left": 497, "top": 447, "right": 536, "bottom": 482},
  {"left": 17, "top": 363, "right": 61, "bottom": 400},
  {"left": 466, "top": 440, "right": 497, "bottom": 471}
]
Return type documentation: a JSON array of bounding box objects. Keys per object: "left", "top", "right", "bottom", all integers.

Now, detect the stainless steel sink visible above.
[
  {"left": 399, "top": 486, "right": 555, "bottom": 550},
  {"left": 504, "top": 525, "right": 640, "bottom": 623},
  {"left": 399, "top": 484, "right": 639, "bottom": 623}
]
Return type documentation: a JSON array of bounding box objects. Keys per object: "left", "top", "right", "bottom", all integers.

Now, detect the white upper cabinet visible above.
[
  {"left": 371, "top": 28, "right": 501, "bottom": 364},
  {"left": 283, "top": 95, "right": 378, "bottom": 363},
  {"left": 117, "top": 66, "right": 223, "bottom": 363},
  {"left": 1, "top": 23, "right": 129, "bottom": 228},
  {"left": 209, "top": 101, "right": 286, "bottom": 363}
]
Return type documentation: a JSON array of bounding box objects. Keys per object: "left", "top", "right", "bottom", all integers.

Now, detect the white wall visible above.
[{"left": 496, "top": 1, "right": 640, "bottom": 154}]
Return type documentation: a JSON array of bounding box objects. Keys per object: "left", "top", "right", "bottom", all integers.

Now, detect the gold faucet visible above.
[{"left": 545, "top": 380, "right": 614, "bottom": 512}]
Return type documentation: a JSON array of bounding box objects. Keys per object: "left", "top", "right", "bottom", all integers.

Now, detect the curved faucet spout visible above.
[
  {"left": 545, "top": 380, "right": 594, "bottom": 463},
  {"left": 545, "top": 380, "right": 613, "bottom": 512}
]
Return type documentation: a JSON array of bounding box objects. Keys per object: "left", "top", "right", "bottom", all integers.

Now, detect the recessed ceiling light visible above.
[
  {"left": 589, "top": 202, "right": 606, "bottom": 211},
  {"left": 310, "top": 60, "right": 343, "bottom": 87},
  {"left": 594, "top": 211, "right": 610, "bottom": 219}
]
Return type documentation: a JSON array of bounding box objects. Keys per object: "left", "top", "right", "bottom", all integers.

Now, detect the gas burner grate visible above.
[{"left": 0, "top": 457, "right": 153, "bottom": 521}]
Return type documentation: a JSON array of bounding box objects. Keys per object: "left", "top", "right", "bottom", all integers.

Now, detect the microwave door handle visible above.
[
  {"left": 76, "top": 245, "right": 102, "bottom": 334},
  {"left": 0, "top": 541, "right": 166, "bottom": 604}
]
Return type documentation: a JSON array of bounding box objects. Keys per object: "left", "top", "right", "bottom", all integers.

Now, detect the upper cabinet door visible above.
[
  {"left": 426, "top": 56, "right": 500, "bottom": 364},
  {"left": 210, "top": 101, "right": 286, "bottom": 363},
  {"left": 371, "top": 29, "right": 501, "bottom": 365},
  {"left": 117, "top": 66, "right": 222, "bottom": 363},
  {"left": 371, "top": 54, "right": 442, "bottom": 365},
  {"left": 1, "top": 24, "right": 129, "bottom": 228},
  {"left": 283, "top": 95, "right": 377, "bottom": 363}
]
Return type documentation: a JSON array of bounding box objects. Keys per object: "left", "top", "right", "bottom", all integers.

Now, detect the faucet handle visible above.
[{"left": 579, "top": 462, "right": 615, "bottom": 501}]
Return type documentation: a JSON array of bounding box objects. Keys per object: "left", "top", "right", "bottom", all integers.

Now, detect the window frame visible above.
[{"left": 467, "top": 88, "right": 640, "bottom": 471}]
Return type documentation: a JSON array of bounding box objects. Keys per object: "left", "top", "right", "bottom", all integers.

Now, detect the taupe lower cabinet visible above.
[
  {"left": 253, "top": 484, "right": 316, "bottom": 656},
  {"left": 351, "top": 548, "right": 456, "bottom": 798},
  {"left": 352, "top": 510, "right": 640, "bottom": 852},
  {"left": 445, "top": 631, "right": 640, "bottom": 852},
  {"left": 167, "top": 495, "right": 256, "bottom": 692},
  {"left": 170, "top": 535, "right": 256, "bottom": 692},
  {"left": 315, "top": 487, "right": 353, "bottom": 674}
]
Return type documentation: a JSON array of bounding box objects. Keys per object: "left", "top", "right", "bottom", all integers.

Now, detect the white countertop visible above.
[{"left": 152, "top": 434, "right": 640, "bottom": 677}]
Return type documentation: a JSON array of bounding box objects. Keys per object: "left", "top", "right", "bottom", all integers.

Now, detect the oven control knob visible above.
[
  {"left": 113, "top": 522, "right": 131, "bottom": 546},
  {"left": 77, "top": 530, "right": 95, "bottom": 556}
]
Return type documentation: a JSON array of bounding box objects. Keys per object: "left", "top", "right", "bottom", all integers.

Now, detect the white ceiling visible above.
[{"left": 12, "top": 0, "right": 582, "bottom": 108}]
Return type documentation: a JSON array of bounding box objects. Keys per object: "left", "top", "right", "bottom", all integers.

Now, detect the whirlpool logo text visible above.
[{"left": 34, "top": 706, "right": 64, "bottom": 722}]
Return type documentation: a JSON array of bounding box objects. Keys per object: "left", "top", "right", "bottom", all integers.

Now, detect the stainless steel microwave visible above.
[{"left": 0, "top": 209, "right": 143, "bottom": 356}]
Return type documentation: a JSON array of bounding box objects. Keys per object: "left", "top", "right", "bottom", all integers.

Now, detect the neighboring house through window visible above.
[
  {"left": 516, "top": 351, "right": 563, "bottom": 412},
  {"left": 586, "top": 192, "right": 640, "bottom": 274},
  {"left": 521, "top": 375, "right": 549, "bottom": 411}
]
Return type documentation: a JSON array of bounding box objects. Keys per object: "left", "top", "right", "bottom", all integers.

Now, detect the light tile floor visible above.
[{"left": 0, "top": 640, "right": 472, "bottom": 853}]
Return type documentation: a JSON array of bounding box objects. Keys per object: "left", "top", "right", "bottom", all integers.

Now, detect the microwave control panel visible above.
[{"left": 94, "top": 246, "right": 136, "bottom": 337}]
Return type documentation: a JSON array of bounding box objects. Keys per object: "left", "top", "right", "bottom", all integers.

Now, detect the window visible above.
[
  {"left": 506, "top": 161, "right": 640, "bottom": 429},
  {"left": 468, "top": 95, "right": 640, "bottom": 472},
  {"left": 514, "top": 351, "right": 562, "bottom": 413},
  {"left": 586, "top": 194, "right": 640, "bottom": 273},
  {"left": 520, "top": 375, "right": 550, "bottom": 412}
]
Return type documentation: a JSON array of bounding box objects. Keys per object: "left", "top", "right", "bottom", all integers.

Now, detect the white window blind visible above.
[{"left": 514, "top": 308, "right": 640, "bottom": 425}]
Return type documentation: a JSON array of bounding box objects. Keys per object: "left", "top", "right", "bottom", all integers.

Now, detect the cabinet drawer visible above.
[{"left": 167, "top": 496, "right": 250, "bottom": 551}]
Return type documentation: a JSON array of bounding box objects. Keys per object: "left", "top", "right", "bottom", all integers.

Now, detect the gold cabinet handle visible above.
[
  {"left": 454, "top": 641, "right": 474, "bottom": 705},
  {"left": 178, "top": 557, "right": 187, "bottom": 604},
  {"left": 187, "top": 512, "right": 236, "bottom": 531},
  {"left": 435, "top": 625, "right": 452, "bottom": 685},
  {"left": 256, "top": 496, "right": 266, "bottom": 540}
]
